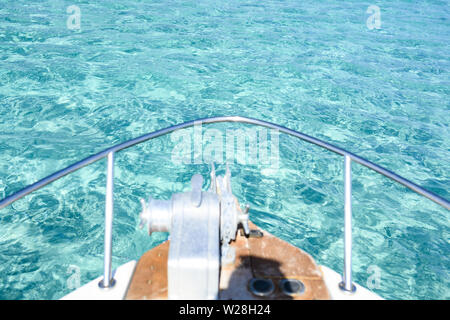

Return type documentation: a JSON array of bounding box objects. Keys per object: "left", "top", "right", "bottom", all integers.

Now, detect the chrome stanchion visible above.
[
  {"left": 339, "top": 155, "right": 356, "bottom": 293},
  {"left": 99, "top": 151, "right": 116, "bottom": 288}
]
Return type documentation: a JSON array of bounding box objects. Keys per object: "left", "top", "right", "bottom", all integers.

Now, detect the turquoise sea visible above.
[{"left": 0, "top": 0, "right": 449, "bottom": 300}]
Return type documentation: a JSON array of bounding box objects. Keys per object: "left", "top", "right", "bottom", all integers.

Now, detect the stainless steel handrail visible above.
[{"left": 0, "top": 116, "right": 449, "bottom": 292}]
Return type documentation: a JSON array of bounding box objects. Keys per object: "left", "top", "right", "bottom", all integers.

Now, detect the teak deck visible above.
[{"left": 125, "top": 222, "right": 330, "bottom": 300}]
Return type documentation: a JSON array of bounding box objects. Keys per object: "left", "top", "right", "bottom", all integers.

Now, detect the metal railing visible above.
[{"left": 0, "top": 116, "right": 449, "bottom": 292}]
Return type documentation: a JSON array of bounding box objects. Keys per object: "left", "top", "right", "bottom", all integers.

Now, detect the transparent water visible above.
[{"left": 0, "top": 0, "right": 449, "bottom": 300}]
